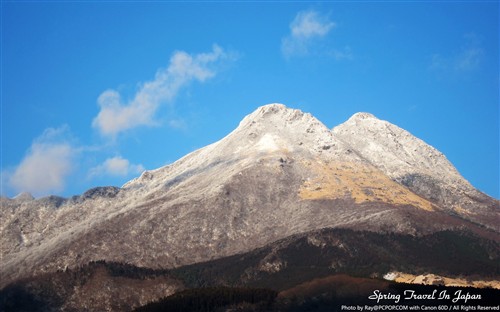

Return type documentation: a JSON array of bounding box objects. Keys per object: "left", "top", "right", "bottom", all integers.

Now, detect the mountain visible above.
[{"left": 1, "top": 104, "right": 498, "bottom": 310}]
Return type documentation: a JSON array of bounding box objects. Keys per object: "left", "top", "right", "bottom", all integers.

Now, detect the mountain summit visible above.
[{"left": 1, "top": 104, "right": 498, "bottom": 291}]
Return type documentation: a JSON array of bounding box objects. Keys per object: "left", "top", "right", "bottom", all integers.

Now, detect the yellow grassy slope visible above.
[
  {"left": 299, "top": 160, "right": 434, "bottom": 211},
  {"left": 388, "top": 272, "right": 500, "bottom": 290}
]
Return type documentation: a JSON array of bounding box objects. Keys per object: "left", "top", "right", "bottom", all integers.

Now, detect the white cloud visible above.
[
  {"left": 430, "top": 33, "right": 483, "bottom": 74},
  {"left": 89, "top": 156, "right": 144, "bottom": 178},
  {"left": 329, "top": 46, "right": 353, "bottom": 60},
  {"left": 282, "top": 10, "right": 335, "bottom": 58},
  {"left": 454, "top": 47, "right": 483, "bottom": 71},
  {"left": 291, "top": 10, "right": 335, "bottom": 38},
  {"left": 168, "top": 118, "right": 187, "bottom": 130},
  {"left": 7, "top": 126, "right": 77, "bottom": 197},
  {"left": 92, "top": 44, "right": 231, "bottom": 137}
]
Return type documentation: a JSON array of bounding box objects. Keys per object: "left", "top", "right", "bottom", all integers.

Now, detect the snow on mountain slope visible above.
[
  {"left": 333, "top": 112, "right": 499, "bottom": 230},
  {"left": 332, "top": 112, "right": 467, "bottom": 189}
]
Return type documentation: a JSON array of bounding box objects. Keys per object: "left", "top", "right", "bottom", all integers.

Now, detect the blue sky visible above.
[{"left": 1, "top": 1, "right": 498, "bottom": 199}]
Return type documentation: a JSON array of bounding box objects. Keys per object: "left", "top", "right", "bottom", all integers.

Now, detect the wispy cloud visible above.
[
  {"left": 430, "top": 33, "right": 483, "bottom": 74},
  {"left": 329, "top": 46, "right": 353, "bottom": 60},
  {"left": 454, "top": 47, "right": 483, "bottom": 71},
  {"left": 89, "top": 156, "right": 144, "bottom": 178},
  {"left": 6, "top": 126, "right": 77, "bottom": 197},
  {"left": 168, "top": 118, "right": 188, "bottom": 131},
  {"left": 92, "top": 44, "right": 233, "bottom": 138},
  {"left": 282, "top": 10, "right": 335, "bottom": 58}
]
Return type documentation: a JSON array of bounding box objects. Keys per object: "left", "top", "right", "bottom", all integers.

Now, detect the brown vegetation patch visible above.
[{"left": 299, "top": 160, "right": 434, "bottom": 211}]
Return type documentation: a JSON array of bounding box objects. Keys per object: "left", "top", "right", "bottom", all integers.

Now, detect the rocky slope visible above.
[{"left": 1, "top": 103, "right": 498, "bottom": 290}]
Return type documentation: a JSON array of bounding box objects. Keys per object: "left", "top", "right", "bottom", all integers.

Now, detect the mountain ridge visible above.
[{"left": 1, "top": 103, "right": 498, "bottom": 290}]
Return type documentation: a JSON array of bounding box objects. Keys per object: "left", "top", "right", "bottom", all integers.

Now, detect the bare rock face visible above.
[{"left": 1, "top": 103, "right": 498, "bottom": 287}]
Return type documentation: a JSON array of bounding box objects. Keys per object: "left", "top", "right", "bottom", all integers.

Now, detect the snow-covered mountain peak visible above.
[
  {"left": 333, "top": 113, "right": 453, "bottom": 176},
  {"left": 228, "top": 103, "right": 351, "bottom": 160},
  {"left": 13, "top": 192, "right": 34, "bottom": 202},
  {"left": 350, "top": 112, "right": 377, "bottom": 121},
  {"left": 332, "top": 112, "right": 478, "bottom": 208},
  {"left": 340, "top": 112, "right": 388, "bottom": 131},
  {"left": 238, "top": 103, "right": 321, "bottom": 130}
]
